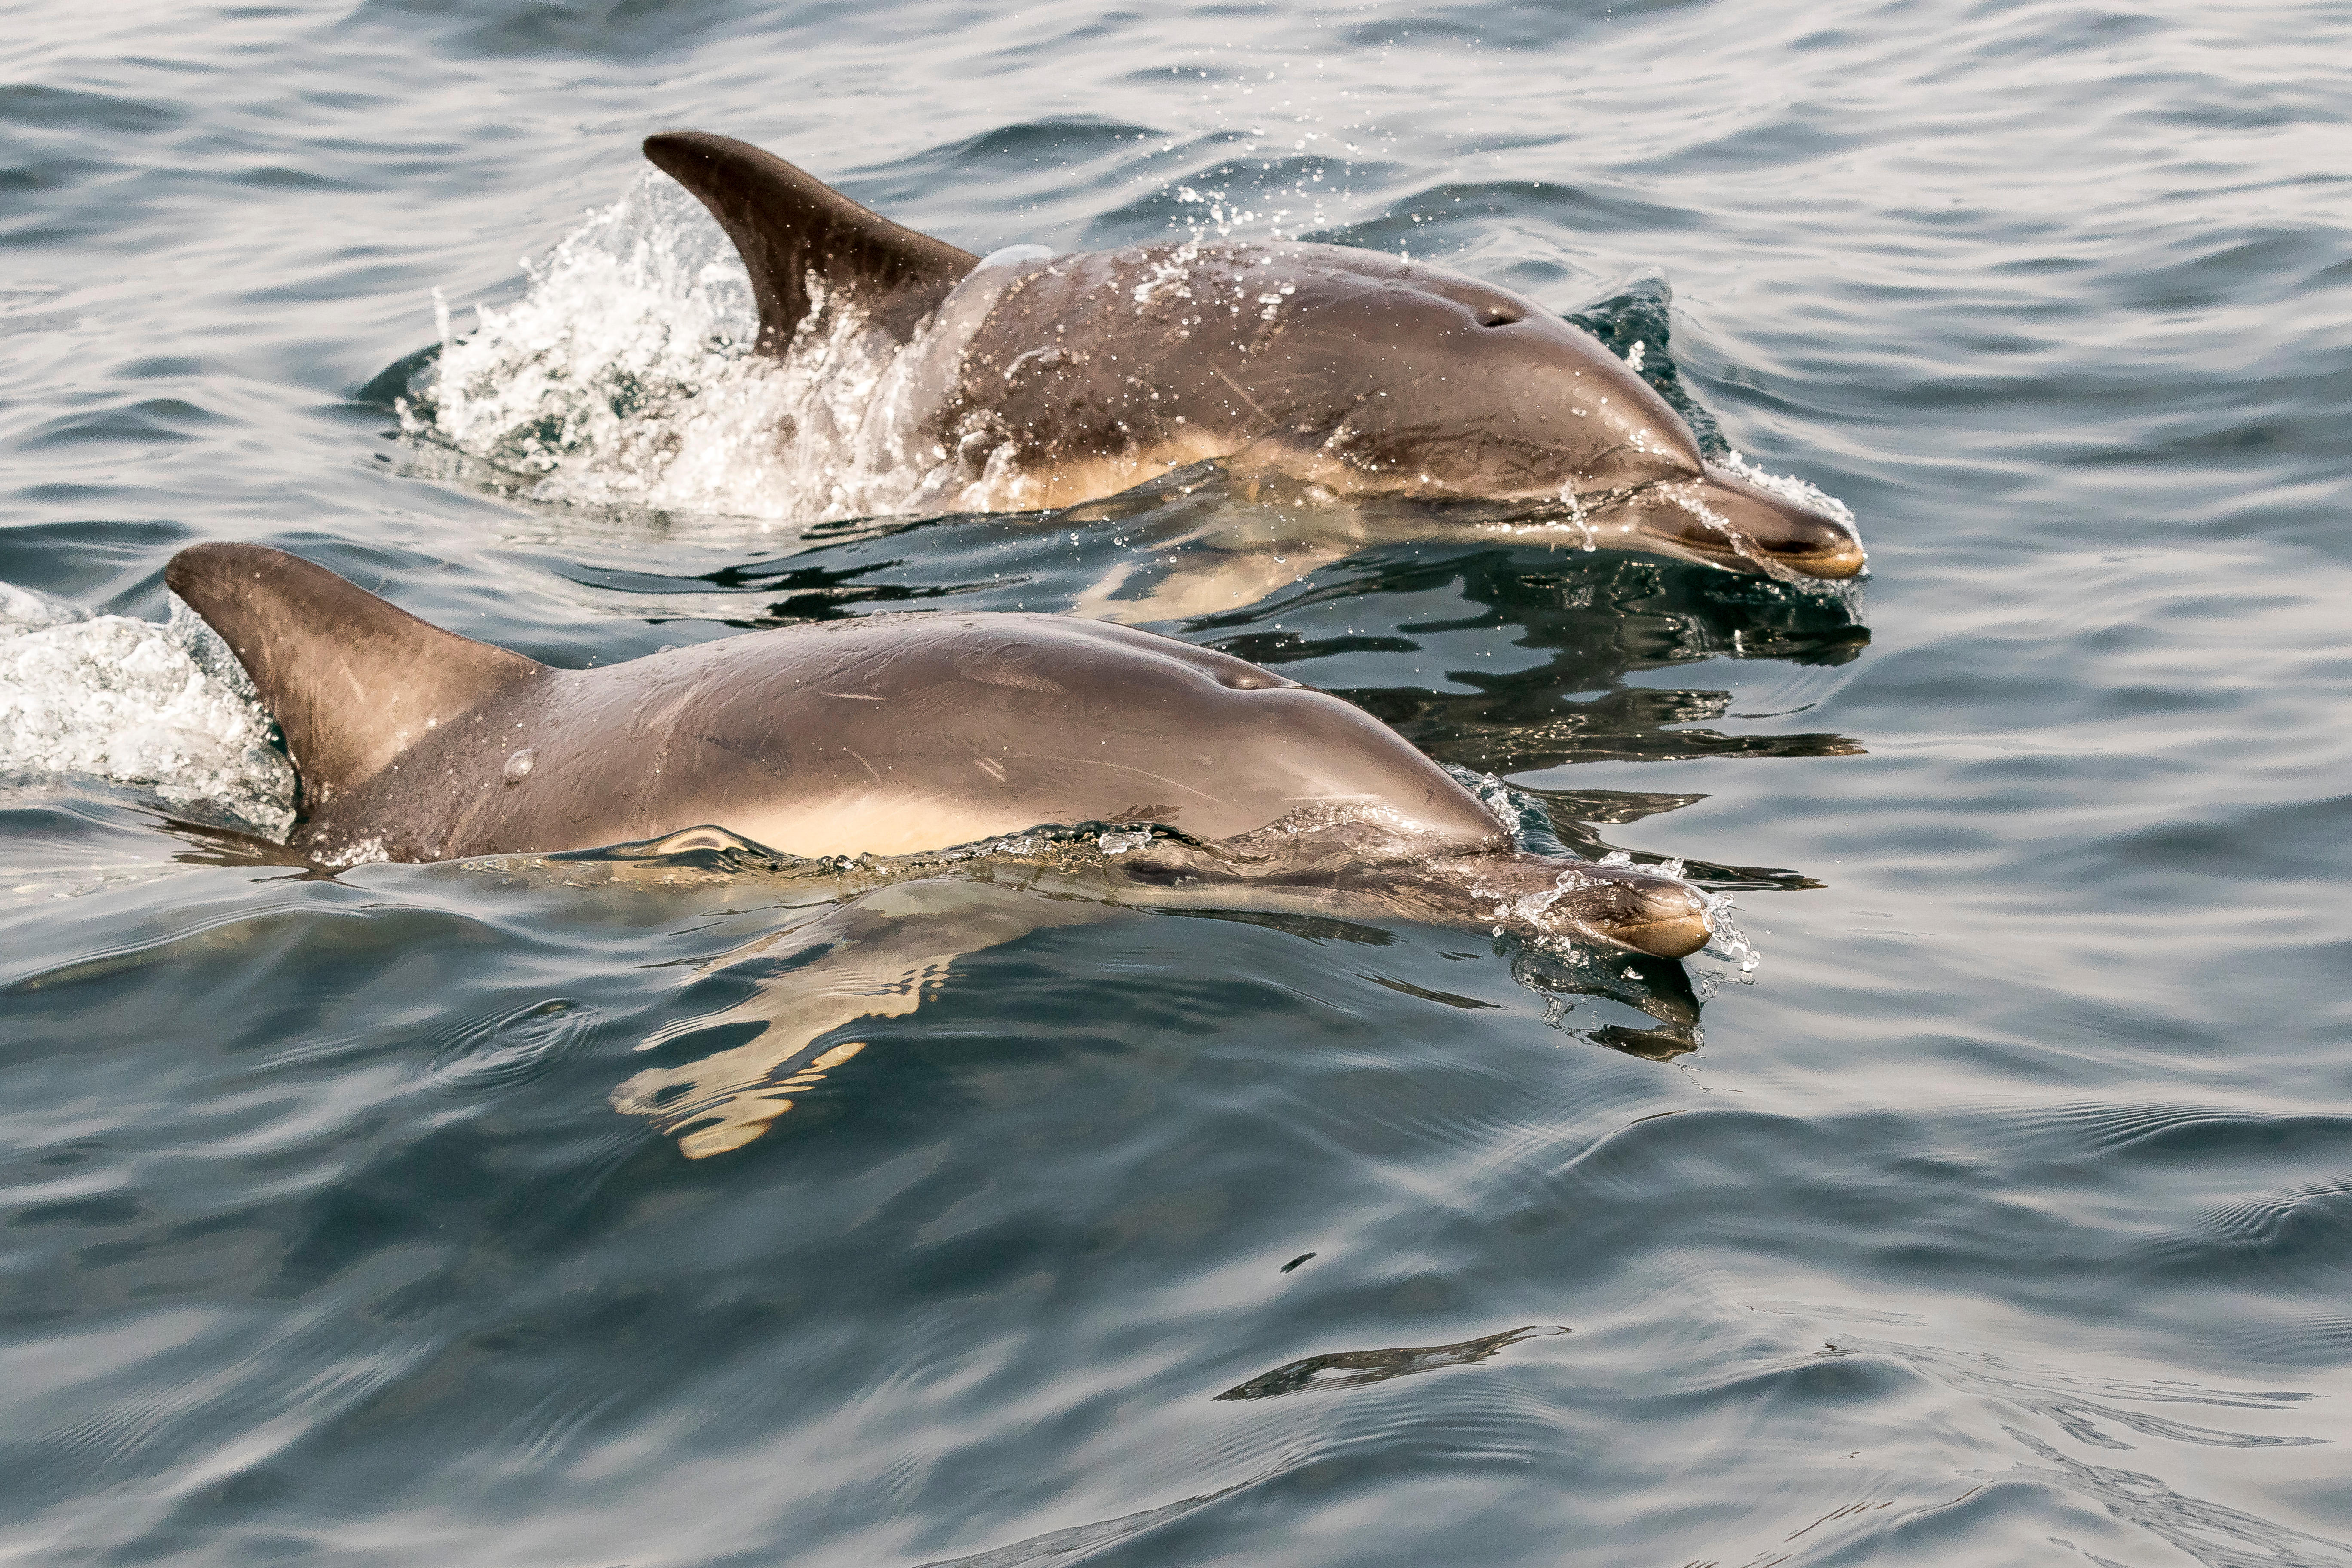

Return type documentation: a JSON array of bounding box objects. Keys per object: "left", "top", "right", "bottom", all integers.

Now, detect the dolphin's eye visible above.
[{"left": 1476, "top": 306, "right": 1522, "bottom": 328}]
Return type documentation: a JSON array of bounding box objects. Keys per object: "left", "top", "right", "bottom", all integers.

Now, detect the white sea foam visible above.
[
  {"left": 0, "top": 586, "right": 295, "bottom": 837},
  {"left": 410, "top": 175, "right": 1054, "bottom": 524},
  {"left": 0, "top": 579, "right": 86, "bottom": 634}
]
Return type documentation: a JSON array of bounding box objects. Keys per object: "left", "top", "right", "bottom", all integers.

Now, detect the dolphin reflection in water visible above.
[{"left": 169, "top": 542, "right": 1724, "bottom": 1156}]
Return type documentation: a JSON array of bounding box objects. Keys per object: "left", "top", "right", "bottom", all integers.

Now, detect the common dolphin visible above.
[
  {"left": 165, "top": 540, "right": 1709, "bottom": 951},
  {"left": 637, "top": 130, "right": 1865, "bottom": 581},
  {"left": 168, "top": 542, "right": 1722, "bottom": 1154}
]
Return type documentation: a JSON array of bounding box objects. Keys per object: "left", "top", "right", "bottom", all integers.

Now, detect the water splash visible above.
[
  {"left": 0, "top": 585, "right": 295, "bottom": 838},
  {"left": 1718, "top": 448, "right": 1858, "bottom": 531},
  {"left": 1694, "top": 887, "right": 1761, "bottom": 994},
  {"left": 405, "top": 175, "right": 1056, "bottom": 525}
]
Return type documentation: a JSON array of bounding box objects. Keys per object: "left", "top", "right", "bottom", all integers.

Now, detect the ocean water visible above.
[{"left": 4, "top": 1, "right": 2351, "bottom": 1563}]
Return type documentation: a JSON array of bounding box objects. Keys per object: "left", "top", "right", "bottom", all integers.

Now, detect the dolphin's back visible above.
[{"left": 164, "top": 542, "right": 543, "bottom": 817}]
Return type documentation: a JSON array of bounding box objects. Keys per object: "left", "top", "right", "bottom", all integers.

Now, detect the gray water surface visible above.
[{"left": 3, "top": 2, "right": 2350, "bottom": 1564}]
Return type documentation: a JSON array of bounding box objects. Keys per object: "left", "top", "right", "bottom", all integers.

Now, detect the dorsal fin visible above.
[
  {"left": 643, "top": 131, "right": 978, "bottom": 352},
  {"left": 164, "top": 543, "right": 543, "bottom": 808}
]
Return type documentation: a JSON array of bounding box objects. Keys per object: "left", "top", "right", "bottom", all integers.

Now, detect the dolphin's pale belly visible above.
[{"left": 724, "top": 792, "right": 1050, "bottom": 860}]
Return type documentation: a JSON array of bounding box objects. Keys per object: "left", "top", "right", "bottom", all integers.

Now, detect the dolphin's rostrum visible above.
[{"left": 638, "top": 130, "right": 1865, "bottom": 580}]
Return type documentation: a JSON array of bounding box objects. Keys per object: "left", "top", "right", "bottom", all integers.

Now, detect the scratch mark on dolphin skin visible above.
[
  {"left": 821, "top": 691, "right": 884, "bottom": 700},
  {"left": 1005, "top": 754, "right": 1224, "bottom": 805},
  {"left": 335, "top": 655, "right": 372, "bottom": 718},
  {"left": 1207, "top": 362, "right": 1271, "bottom": 428},
  {"left": 844, "top": 748, "right": 887, "bottom": 786}
]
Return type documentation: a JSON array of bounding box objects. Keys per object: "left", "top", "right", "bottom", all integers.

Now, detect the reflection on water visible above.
[
  {"left": 1214, "top": 1323, "right": 1567, "bottom": 1400},
  {"left": 606, "top": 874, "right": 1108, "bottom": 1158},
  {"left": 2005, "top": 1430, "right": 2352, "bottom": 1567},
  {"left": 1508, "top": 940, "right": 1705, "bottom": 1060},
  {"left": 914, "top": 1471, "right": 1283, "bottom": 1568},
  {"left": 497, "top": 824, "right": 1724, "bottom": 1157},
  {"left": 1233, "top": 548, "right": 1868, "bottom": 769}
]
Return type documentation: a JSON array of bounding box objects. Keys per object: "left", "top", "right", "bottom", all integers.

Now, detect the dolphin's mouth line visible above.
[{"left": 1503, "top": 479, "right": 1685, "bottom": 543}]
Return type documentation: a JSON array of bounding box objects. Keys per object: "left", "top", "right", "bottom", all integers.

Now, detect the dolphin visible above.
[
  {"left": 168, "top": 541, "right": 1723, "bottom": 1155},
  {"left": 637, "top": 130, "right": 1865, "bottom": 581},
  {"left": 165, "top": 541, "right": 1711, "bottom": 955}
]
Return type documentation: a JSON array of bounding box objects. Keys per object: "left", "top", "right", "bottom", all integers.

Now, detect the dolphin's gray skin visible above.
[
  {"left": 165, "top": 541, "right": 1712, "bottom": 962},
  {"left": 642, "top": 131, "right": 1865, "bottom": 581}
]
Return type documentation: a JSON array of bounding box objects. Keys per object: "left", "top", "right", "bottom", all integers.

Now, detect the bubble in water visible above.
[{"left": 503, "top": 748, "right": 537, "bottom": 783}]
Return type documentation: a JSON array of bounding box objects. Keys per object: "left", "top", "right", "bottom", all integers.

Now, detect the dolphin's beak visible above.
[
  {"left": 1695, "top": 463, "right": 1866, "bottom": 579},
  {"left": 1611, "top": 463, "right": 1866, "bottom": 580},
  {"left": 1550, "top": 868, "right": 1714, "bottom": 959}
]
